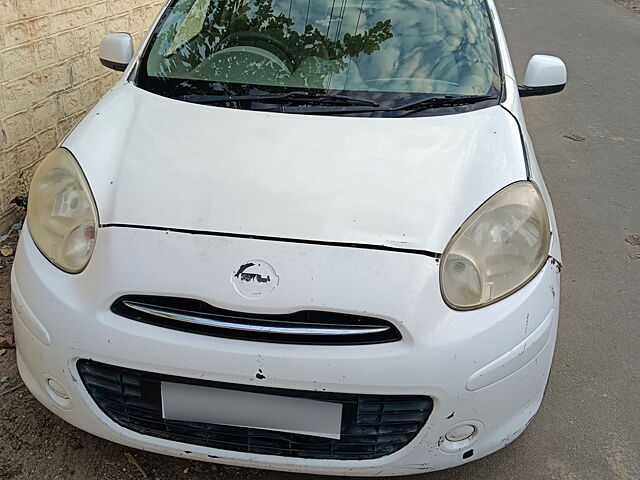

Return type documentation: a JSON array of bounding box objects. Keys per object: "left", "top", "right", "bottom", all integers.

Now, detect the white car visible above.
[{"left": 12, "top": 0, "right": 566, "bottom": 476}]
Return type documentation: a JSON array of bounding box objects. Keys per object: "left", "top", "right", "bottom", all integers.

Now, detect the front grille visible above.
[
  {"left": 77, "top": 360, "right": 432, "bottom": 460},
  {"left": 111, "top": 295, "right": 402, "bottom": 345}
]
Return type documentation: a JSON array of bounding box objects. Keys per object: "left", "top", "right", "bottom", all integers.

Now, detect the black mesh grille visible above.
[
  {"left": 77, "top": 360, "right": 432, "bottom": 460},
  {"left": 111, "top": 295, "right": 402, "bottom": 345}
]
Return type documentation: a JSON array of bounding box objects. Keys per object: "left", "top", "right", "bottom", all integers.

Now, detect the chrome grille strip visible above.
[{"left": 123, "top": 301, "right": 391, "bottom": 336}]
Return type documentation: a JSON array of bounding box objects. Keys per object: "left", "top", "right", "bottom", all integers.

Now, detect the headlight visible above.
[
  {"left": 440, "top": 181, "right": 551, "bottom": 310},
  {"left": 27, "top": 148, "right": 98, "bottom": 273}
]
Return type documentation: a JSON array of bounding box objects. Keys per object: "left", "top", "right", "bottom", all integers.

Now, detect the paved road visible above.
[{"left": 1, "top": 1, "right": 638, "bottom": 479}]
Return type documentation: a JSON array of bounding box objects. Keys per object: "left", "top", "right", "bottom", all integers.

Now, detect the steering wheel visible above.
[{"left": 218, "top": 31, "right": 296, "bottom": 71}]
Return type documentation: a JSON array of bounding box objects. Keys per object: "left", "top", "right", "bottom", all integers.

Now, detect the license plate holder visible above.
[{"left": 161, "top": 381, "right": 343, "bottom": 440}]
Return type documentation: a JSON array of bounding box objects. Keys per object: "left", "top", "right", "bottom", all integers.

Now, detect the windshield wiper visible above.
[
  {"left": 286, "top": 94, "right": 499, "bottom": 116},
  {"left": 388, "top": 94, "right": 498, "bottom": 114},
  {"left": 175, "top": 91, "right": 379, "bottom": 107}
]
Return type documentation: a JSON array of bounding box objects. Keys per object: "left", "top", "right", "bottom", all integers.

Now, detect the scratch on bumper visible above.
[{"left": 466, "top": 308, "right": 555, "bottom": 391}]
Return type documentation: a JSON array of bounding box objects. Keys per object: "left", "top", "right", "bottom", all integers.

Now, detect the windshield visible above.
[{"left": 137, "top": 0, "right": 501, "bottom": 114}]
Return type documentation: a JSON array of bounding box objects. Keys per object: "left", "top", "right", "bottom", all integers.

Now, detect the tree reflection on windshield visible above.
[
  {"left": 140, "top": 0, "right": 500, "bottom": 104},
  {"left": 149, "top": 0, "right": 393, "bottom": 90}
]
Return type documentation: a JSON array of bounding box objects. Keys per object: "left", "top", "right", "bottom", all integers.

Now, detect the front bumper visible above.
[{"left": 12, "top": 225, "right": 559, "bottom": 476}]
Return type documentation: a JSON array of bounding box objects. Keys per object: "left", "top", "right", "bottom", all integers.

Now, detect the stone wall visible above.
[{"left": 0, "top": 0, "right": 164, "bottom": 232}]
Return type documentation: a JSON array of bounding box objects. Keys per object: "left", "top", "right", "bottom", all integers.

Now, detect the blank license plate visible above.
[{"left": 161, "top": 382, "right": 343, "bottom": 439}]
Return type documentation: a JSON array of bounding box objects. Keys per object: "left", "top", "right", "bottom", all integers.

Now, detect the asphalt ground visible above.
[{"left": 0, "top": 0, "right": 638, "bottom": 478}]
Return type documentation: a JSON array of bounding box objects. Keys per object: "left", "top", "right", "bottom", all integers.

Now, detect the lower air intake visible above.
[{"left": 77, "top": 360, "right": 432, "bottom": 460}]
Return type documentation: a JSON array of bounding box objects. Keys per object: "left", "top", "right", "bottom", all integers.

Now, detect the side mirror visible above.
[
  {"left": 519, "top": 55, "right": 567, "bottom": 97},
  {"left": 99, "top": 33, "right": 134, "bottom": 72}
]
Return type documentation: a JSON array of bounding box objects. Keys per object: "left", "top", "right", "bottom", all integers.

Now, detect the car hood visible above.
[{"left": 64, "top": 84, "right": 527, "bottom": 254}]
